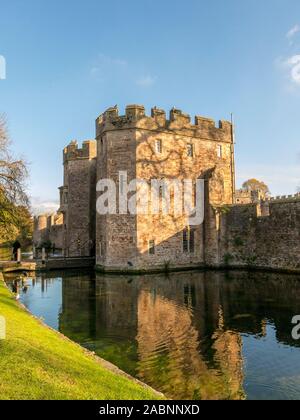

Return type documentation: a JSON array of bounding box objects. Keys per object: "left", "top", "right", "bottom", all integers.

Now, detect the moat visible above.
[{"left": 5, "top": 269, "right": 300, "bottom": 400}]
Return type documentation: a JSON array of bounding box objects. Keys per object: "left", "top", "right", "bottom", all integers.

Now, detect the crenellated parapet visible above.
[
  {"left": 34, "top": 213, "right": 63, "bottom": 230},
  {"left": 96, "top": 105, "right": 233, "bottom": 143},
  {"left": 268, "top": 193, "right": 300, "bottom": 203},
  {"left": 228, "top": 192, "right": 300, "bottom": 221},
  {"left": 63, "top": 140, "right": 97, "bottom": 162},
  {"left": 234, "top": 192, "right": 300, "bottom": 207}
]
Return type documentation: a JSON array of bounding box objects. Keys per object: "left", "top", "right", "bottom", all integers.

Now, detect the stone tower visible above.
[
  {"left": 95, "top": 105, "right": 235, "bottom": 272},
  {"left": 59, "top": 140, "right": 97, "bottom": 257}
]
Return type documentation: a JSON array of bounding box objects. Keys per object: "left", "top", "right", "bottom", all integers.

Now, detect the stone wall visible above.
[
  {"left": 220, "top": 197, "right": 300, "bottom": 272},
  {"left": 96, "top": 127, "right": 138, "bottom": 268}
]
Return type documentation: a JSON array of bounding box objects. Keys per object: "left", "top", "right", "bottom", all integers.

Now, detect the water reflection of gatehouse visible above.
[{"left": 58, "top": 270, "right": 300, "bottom": 400}]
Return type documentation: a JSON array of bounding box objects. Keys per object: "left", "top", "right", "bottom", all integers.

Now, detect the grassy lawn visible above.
[{"left": 0, "top": 274, "right": 163, "bottom": 400}]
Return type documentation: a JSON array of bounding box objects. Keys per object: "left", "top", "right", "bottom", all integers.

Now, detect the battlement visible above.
[
  {"left": 268, "top": 193, "right": 300, "bottom": 203},
  {"left": 96, "top": 105, "right": 233, "bottom": 142},
  {"left": 233, "top": 192, "right": 300, "bottom": 207},
  {"left": 34, "top": 213, "right": 63, "bottom": 228},
  {"left": 234, "top": 189, "right": 300, "bottom": 207},
  {"left": 63, "top": 140, "right": 97, "bottom": 162},
  {"left": 229, "top": 192, "right": 300, "bottom": 221}
]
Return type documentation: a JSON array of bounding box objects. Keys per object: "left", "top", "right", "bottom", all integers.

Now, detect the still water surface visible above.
[{"left": 5, "top": 270, "right": 300, "bottom": 400}]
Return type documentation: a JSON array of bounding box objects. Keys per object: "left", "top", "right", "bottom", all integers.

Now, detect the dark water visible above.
[{"left": 5, "top": 270, "right": 300, "bottom": 400}]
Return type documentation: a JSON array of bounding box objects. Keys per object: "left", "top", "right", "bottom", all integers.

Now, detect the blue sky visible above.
[{"left": 0, "top": 0, "right": 300, "bottom": 212}]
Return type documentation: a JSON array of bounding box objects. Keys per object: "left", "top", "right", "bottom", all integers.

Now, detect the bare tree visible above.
[{"left": 0, "top": 115, "right": 29, "bottom": 240}]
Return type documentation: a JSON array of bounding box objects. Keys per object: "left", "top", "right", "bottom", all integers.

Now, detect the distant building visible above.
[
  {"left": 235, "top": 188, "right": 268, "bottom": 204},
  {"left": 33, "top": 213, "right": 64, "bottom": 250}
]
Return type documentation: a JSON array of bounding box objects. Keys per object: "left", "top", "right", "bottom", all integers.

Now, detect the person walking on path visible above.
[{"left": 12, "top": 240, "right": 21, "bottom": 261}]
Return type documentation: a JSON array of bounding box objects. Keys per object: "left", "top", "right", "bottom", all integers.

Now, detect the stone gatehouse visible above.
[{"left": 33, "top": 104, "right": 300, "bottom": 273}]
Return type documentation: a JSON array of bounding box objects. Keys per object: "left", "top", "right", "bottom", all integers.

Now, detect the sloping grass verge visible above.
[{"left": 0, "top": 273, "right": 163, "bottom": 400}]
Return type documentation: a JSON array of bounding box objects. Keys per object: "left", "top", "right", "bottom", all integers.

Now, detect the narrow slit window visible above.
[
  {"left": 187, "top": 144, "right": 194, "bottom": 158},
  {"left": 183, "top": 229, "right": 189, "bottom": 253},
  {"left": 217, "top": 145, "right": 222, "bottom": 158},
  {"left": 159, "top": 184, "right": 163, "bottom": 195},
  {"left": 193, "top": 183, "right": 197, "bottom": 207},
  {"left": 149, "top": 240, "right": 156, "bottom": 255},
  {"left": 189, "top": 229, "right": 195, "bottom": 254},
  {"left": 155, "top": 140, "right": 162, "bottom": 154},
  {"left": 119, "top": 173, "right": 127, "bottom": 195},
  {"left": 183, "top": 229, "right": 196, "bottom": 254}
]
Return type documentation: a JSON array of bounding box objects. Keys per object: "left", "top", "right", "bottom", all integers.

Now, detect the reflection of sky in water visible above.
[
  {"left": 19, "top": 277, "right": 63, "bottom": 330},
  {"left": 243, "top": 324, "right": 300, "bottom": 400},
  {"left": 5, "top": 271, "right": 300, "bottom": 400}
]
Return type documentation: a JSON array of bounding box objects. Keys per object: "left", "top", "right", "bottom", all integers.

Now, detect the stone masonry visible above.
[{"left": 219, "top": 195, "right": 300, "bottom": 272}]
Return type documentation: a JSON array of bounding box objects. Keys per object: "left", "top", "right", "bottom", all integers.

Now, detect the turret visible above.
[{"left": 63, "top": 140, "right": 97, "bottom": 163}]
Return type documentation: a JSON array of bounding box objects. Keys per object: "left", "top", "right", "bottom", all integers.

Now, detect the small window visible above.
[
  {"left": 217, "top": 145, "right": 222, "bottom": 158},
  {"left": 193, "top": 183, "right": 197, "bottom": 207},
  {"left": 149, "top": 240, "right": 156, "bottom": 255},
  {"left": 183, "top": 230, "right": 189, "bottom": 253},
  {"left": 155, "top": 140, "right": 162, "bottom": 154},
  {"left": 187, "top": 144, "right": 194, "bottom": 158},
  {"left": 183, "top": 229, "right": 196, "bottom": 254},
  {"left": 119, "top": 173, "right": 127, "bottom": 195},
  {"left": 99, "top": 237, "right": 104, "bottom": 257},
  {"left": 159, "top": 183, "right": 165, "bottom": 198},
  {"left": 189, "top": 230, "right": 195, "bottom": 254}
]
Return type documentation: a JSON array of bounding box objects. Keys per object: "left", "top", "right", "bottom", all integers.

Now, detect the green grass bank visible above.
[{"left": 0, "top": 273, "right": 163, "bottom": 400}]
